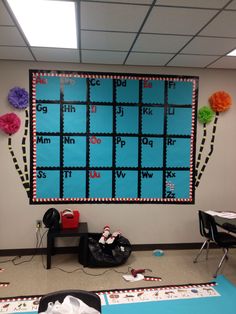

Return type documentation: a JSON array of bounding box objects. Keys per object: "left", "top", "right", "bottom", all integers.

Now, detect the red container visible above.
[{"left": 61, "top": 209, "right": 80, "bottom": 229}]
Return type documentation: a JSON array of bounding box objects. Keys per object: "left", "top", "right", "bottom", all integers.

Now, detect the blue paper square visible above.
[
  {"left": 36, "top": 136, "right": 60, "bottom": 167},
  {"left": 63, "top": 170, "right": 86, "bottom": 198},
  {"left": 63, "top": 104, "right": 87, "bottom": 133},
  {"left": 115, "top": 137, "right": 138, "bottom": 167},
  {"left": 63, "top": 136, "right": 87, "bottom": 167},
  {"left": 141, "top": 170, "right": 163, "bottom": 198},
  {"left": 90, "top": 78, "right": 113, "bottom": 102},
  {"left": 116, "top": 106, "right": 139, "bottom": 134},
  {"left": 142, "top": 80, "right": 165, "bottom": 104},
  {"left": 166, "top": 138, "right": 191, "bottom": 167},
  {"left": 116, "top": 79, "right": 139, "bottom": 103},
  {"left": 90, "top": 105, "right": 113, "bottom": 133},
  {"left": 36, "top": 103, "right": 60, "bottom": 133},
  {"left": 89, "top": 136, "right": 112, "bottom": 167},
  {"left": 63, "top": 77, "right": 87, "bottom": 101},
  {"left": 167, "top": 107, "right": 193, "bottom": 135},
  {"left": 142, "top": 107, "right": 164, "bottom": 134},
  {"left": 165, "top": 170, "right": 191, "bottom": 199},
  {"left": 36, "top": 170, "right": 60, "bottom": 198},
  {"left": 36, "top": 76, "right": 60, "bottom": 100},
  {"left": 141, "top": 137, "right": 163, "bottom": 167},
  {"left": 89, "top": 170, "right": 112, "bottom": 198},
  {"left": 115, "top": 171, "right": 138, "bottom": 198},
  {"left": 168, "top": 81, "right": 193, "bottom": 105}
]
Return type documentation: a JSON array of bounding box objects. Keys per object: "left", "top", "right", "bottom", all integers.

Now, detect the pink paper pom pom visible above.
[{"left": 0, "top": 113, "right": 21, "bottom": 135}]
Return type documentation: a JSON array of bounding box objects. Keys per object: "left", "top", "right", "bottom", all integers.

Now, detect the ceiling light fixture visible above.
[
  {"left": 6, "top": 0, "right": 77, "bottom": 49},
  {"left": 227, "top": 49, "right": 236, "bottom": 56}
]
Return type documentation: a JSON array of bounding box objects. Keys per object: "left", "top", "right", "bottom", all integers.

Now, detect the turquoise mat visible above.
[{"left": 0, "top": 275, "right": 235, "bottom": 313}]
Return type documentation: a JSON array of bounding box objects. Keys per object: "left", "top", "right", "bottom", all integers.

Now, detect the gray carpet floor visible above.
[{"left": 0, "top": 249, "right": 236, "bottom": 298}]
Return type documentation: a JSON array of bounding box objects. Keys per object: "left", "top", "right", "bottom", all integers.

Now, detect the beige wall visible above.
[{"left": 0, "top": 60, "right": 236, "bottom": 250}]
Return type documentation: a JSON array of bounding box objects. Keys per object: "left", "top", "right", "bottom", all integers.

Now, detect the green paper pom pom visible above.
[{"left": 198, "top": 106, "right": 215, "bottom": 124}]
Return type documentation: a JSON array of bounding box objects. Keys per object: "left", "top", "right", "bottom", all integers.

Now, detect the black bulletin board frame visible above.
[{"left": 29, "top": 70, "right": 198, "bottom": 204}]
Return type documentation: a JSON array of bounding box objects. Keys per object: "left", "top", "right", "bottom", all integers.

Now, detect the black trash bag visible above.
[{"left": 79, "top": 233, "right": 132, "bottom": 267}]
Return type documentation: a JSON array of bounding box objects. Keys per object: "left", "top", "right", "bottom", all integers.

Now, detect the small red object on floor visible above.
[{"left": 131, "top": 268, "right": 147, "bottom": 277}]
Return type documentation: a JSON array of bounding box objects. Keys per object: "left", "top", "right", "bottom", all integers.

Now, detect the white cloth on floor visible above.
[
  {"left": 39, "top": 295, "right": 100, "bottom": 314},
  {"left": 122, "top": 273, "right": 144, "bottom": 282}
]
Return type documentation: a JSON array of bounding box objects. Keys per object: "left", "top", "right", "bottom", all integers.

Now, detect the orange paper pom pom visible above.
[{"left": 209, "top": 91, "right": 232, "bottom": 112}]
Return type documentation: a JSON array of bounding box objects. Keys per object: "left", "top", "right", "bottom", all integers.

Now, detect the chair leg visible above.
[
  {"left": 213, "top": 248, "right": 228, "bottom": 278},
  {"left": 206, "top": 239, "right": 210, "bottom": 260},
  {"left": 222, "top": 248, "right": 229, "bottom": 260},
  {"left": 193, "top": 239, "right": 210, "bottom": 263}
]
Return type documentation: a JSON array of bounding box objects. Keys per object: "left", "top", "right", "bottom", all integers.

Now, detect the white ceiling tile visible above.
[
  {"left": 156, "top": 0, "right": 229, "bottom": 9},
  {"left": 0, "top": 1, "right": 15, "bottom": 25},
  {"left": 126, "top": 52, "right": 174, "bottom": 66},
  {"left": 0, "top": 26, "right": 26, "bottom": 46},
  {"left": 225, "top": 0, "right": 236, "bottom": 9},
  {"left": 200, "top": 11, "right": 236, "bottom": 37},
  {"left": 0, "top": 0, "right": 235, "bottom": 69},
  {"left": 0, "top": 46, "right": 33, "bottom": 60},
  {"left": 133, "top": 33, "right": 192, "bottom": 53},
  {"left": 32, "top": 48, "right": 80, "bottom": 63},
  {"left": 81, "top": 31, "right": 135, "bottom": 51},
  {"left": 168, "top": 54, "right": 219, "bottom": 67},
  {"left": 80, "top": 2, "right": 149, "bottom": 32},
  {"left": 208, "top": 56, "right": 236, "bottom": 68},
  {"left": 182, "top": 37, "right": 236, "bottom": 55},
  {"left": 82, "top": 50, "right": 127, "bottom": 64},
  {"left": 142, "top": 7, "right": 217, "bottom": 35},
  {"left": 86, "top": 0, "right": 153, "bottom": 4}
]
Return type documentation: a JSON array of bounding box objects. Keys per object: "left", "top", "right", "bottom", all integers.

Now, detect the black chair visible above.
[
  {"left": 193, "top": 210, "right": 213, "bottom": 263},
  {"left": 38, "top": 290, "right": 101, "bottom": 313},
  {"left": 194, "top": 210, "right": 236, "bottom": 277}
]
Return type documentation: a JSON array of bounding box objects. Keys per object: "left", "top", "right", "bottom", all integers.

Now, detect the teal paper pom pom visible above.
[{"left": 198, "top": 106, "right": 215, "bottom": 124}]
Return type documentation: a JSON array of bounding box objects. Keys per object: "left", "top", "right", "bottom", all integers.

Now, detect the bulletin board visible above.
[{"left": 29, "top": 70, "right": 198, "bottom": 204}]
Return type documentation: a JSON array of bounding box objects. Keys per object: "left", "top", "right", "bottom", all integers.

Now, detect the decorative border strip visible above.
[
  {"left": 0, "top": 282, "right": 9, "bottom": 287},
  {"left": 0, "top": 296, "right": 40, "bottom": 313},
  {"left": 33, "top": 71, "right": 196, "bottom": 83},
  {"left": 0, "top": 282, "right": 218, "bottom": 312},
  {"left": 104, "top": 282, "right": 219, "bottom": 305}
]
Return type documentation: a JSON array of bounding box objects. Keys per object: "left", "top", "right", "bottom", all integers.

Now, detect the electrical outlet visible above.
[{"left": 36, "top": 220, "right": 42, "bottom": 228}]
